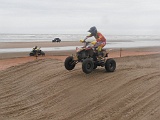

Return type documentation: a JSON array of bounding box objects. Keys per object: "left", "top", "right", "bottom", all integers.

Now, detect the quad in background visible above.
[{"left": 29, "top": 46, "right": 45, "bottom": 56}]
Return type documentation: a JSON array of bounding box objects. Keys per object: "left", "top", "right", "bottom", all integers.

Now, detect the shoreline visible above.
[{"left": 0, "top": 40, "right": 135, "bottom": 49}]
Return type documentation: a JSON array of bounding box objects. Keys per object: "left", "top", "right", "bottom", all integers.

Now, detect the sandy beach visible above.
[
  {"left": 1, "top": 0, "right": 160, "bottom": 119},
  {"left": 0, "top": 41, "right": 160, "bottom": 120}
]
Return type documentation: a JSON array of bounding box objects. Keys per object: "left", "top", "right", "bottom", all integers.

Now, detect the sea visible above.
[{"left": 0, "top": 34, "right": 160, "bottom": 53}]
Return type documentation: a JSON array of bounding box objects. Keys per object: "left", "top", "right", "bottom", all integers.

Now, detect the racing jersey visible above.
[{"left": 87, "top": 32, "right": 106, "bottom": 42}]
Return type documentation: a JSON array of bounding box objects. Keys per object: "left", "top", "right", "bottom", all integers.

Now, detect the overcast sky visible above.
[{"left": 0, "top": 0, "right": 160, "bottom": 35}]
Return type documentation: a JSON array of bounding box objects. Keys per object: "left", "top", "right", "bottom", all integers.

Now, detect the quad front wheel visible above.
[{"left": 64, "top": 56, "right": 76, "bottom": 70}]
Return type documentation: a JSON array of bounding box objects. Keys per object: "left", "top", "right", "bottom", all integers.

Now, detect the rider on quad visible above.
[
  {"left": 84, "top": 26, "right": 106, "bottom": 56},
  {"left": 64, "top": 26, "right": 116, "bottom": 74}
]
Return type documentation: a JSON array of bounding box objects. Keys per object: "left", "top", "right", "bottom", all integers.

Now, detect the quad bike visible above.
[
  {"left": 29, "top": 47, "right": 45, "bottom": 56},
  {"left": 64, "top": 40, "right": 116, "bottom": 74}
]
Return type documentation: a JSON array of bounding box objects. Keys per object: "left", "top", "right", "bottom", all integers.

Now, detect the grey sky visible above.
[{"left": 0, "top": 0, "right": 160, "bottom": 35}]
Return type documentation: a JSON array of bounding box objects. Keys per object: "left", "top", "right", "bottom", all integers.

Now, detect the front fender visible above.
[{"left": 72, "top": 54, "right": 78, "bottom": 61}]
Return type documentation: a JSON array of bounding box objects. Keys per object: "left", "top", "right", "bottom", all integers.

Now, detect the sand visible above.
[{"left": 0, "top": 41, "right": 160, "bottom": 120}]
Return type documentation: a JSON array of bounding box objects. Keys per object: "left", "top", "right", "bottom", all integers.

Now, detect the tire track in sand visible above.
[{"left": 0, "top": 54, "right": 160, "bottom": 120}]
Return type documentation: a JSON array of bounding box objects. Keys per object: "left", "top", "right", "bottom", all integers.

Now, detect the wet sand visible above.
[{"left": 0, "top": 41, "right": 81, "bottom": 48}]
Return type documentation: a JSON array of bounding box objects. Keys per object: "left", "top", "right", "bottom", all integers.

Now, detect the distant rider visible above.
[
  {"left": 32, "top": 46, "right": 40, "bottom": 52},
  {"left": 84, "top": 26, "right": 106, "bottom": 53},
  {"left": 33, "top": 46, "right": 38, "bottom": 51}
]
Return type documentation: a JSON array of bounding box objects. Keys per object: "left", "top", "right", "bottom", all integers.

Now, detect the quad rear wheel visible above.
[
  {"left": 41, "top": 51, "right": 45, "bottom": 56},
  {"left": 105, "top": 58, "right": 116, "bottom": 72}
]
